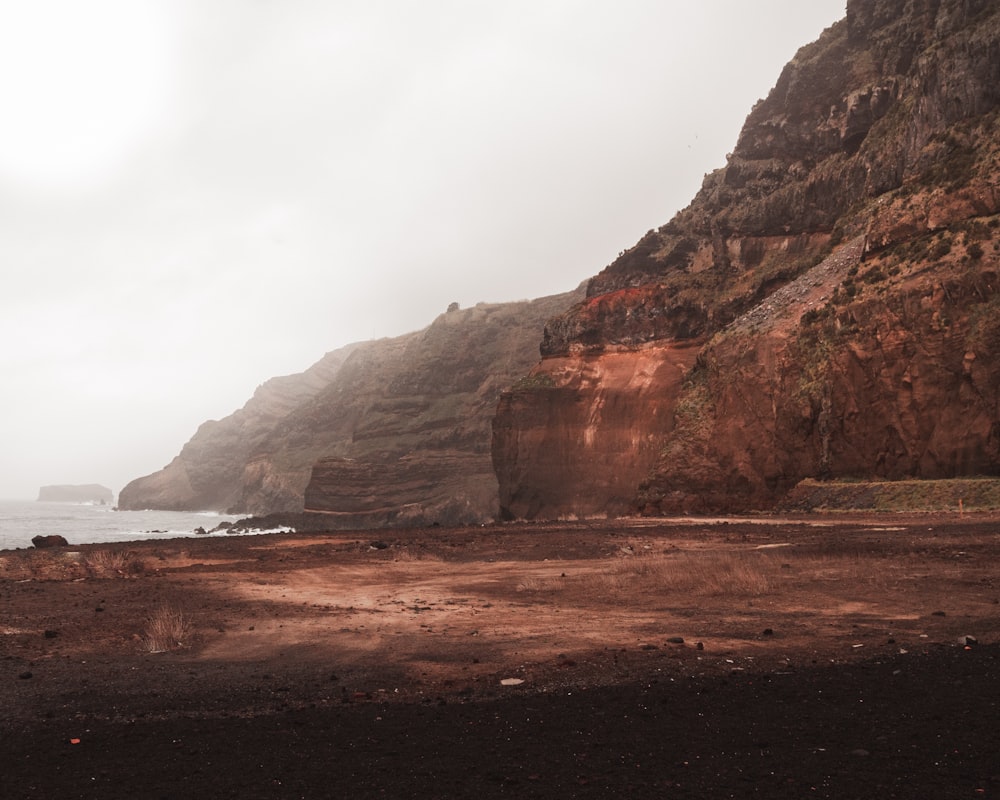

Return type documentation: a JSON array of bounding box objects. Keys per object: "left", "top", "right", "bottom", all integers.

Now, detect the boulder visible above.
[{"left": 32, "top": 535, "right": 69, "bottom": 548}]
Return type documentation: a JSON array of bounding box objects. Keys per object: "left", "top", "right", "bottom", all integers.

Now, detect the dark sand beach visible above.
[{"left": 4, "top": 515, "right": 999, "bottom": 798}]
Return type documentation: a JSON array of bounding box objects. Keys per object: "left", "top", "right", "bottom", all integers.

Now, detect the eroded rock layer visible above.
[{"left": 494, "top": 0, "right": 1000, "bottom": 518}]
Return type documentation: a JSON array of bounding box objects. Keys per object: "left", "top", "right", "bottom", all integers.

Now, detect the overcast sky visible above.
[{"left": 0, "top": 0, "right": 845, "bottom": 501}]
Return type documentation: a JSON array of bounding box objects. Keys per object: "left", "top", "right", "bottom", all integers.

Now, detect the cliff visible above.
[
  {"left": 119, "top": 291, "right": 582, "bottom": 522},
  {"left": 118, "top": 344, "right": 359, "bottom": 512},
  {"left": 493, "top": 0, "right": 1000, "bottom": 517}
]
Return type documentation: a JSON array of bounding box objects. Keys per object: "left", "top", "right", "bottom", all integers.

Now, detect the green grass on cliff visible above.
[{"left": 780, "top": 477, "right": 1000, "bottom": 512}]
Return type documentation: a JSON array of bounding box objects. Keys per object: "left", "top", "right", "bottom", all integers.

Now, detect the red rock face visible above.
[
  {"left": 493, "top": 0, "right": 1000, "bottom": 517},
  {"left": 492, "top": 343, "right": 702, "bottom": 520},
  {"left": 638, "top": 263, "right": 1000, "bottom": 514}
]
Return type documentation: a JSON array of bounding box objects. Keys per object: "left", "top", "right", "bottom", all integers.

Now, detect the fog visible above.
[{"left": 0, "top": 0, "right": 845, "bottom": 500}]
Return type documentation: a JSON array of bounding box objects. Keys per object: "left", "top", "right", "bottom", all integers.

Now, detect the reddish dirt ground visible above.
[{"left": 3, "top": 515, "right": 1000, "bottom": 798}]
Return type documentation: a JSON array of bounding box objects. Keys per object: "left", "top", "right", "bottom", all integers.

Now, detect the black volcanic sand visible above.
[
  {"left": 3, "top": 516, "right": 1000, "bottom": 799},
  {"left": 5, "top": 645, "right": 1000, "bottom": 799}
]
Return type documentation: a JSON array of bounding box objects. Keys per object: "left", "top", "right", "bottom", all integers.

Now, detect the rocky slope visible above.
[
  {"left": 494, "top": 0, "right": 1000, "bottom": 518},
  {"left": 119, "top": 292, "right": 581, "bottom": 523}
]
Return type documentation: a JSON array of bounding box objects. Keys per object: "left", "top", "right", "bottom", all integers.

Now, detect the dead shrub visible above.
[
  {"left": 142, "top": 605, "right": 193, "bottom": 653},
  {"left": 84, "top": 549, "right": 144, "bottom": 578}
]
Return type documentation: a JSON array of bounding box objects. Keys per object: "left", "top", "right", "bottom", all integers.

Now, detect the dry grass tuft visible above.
[
  {"left": 84, "top": 549, "right": 144, "bottom": 578},
  {"left": 393, "top": 547, "right": 444, "bottom": 563},
  {"left": 0, "top": 551, "right": 86, "bottom": 582},
  {"left": 516, "top": 575, "right": 554, "bottom": 593},
  {"left": 142, "top": 605, "right": 193, "bottom": 653},
  {"left": 0, "top": 549, "right": 145, "bottom": 582},
  {"left": 602, "top": 550, "right": 780, "bottom": 597},
  {"left": 693, "top": 552, "right": 779, "bottom": 595},
  {"left": 791, "top": 551, "right": 909, "bottom": 592}
]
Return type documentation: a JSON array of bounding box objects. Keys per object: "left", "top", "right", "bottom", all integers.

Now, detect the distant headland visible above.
[{"left": 37, "top": 484, "right": 114, "bottom": 504}]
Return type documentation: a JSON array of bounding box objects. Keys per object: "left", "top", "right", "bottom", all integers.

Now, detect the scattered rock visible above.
[
  {"left": 500, "top": 678, "right": 525, "bottom": 686},
  {"left": 43, "top": 630, "right": 58, "bottom": 639},
  {"left": 762, "top": 628, "right": 774, "bottom": 637},
  {"left": 960, "top": 635, "right": 978, "bottom": 647},
  {"left": 666, "top": 637, "right": 685, "bottom": 644},
  {"left": 194, "top": 526, "right": 208, "bottom": 535},
  {"left": 932, "top": 610, "right": 947, "bottom": 617},
  {"left": 18, "top": 671, "right": 32, "bottom": 680}
]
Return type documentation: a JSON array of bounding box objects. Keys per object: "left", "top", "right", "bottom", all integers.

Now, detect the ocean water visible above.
[{"left": 0, "top": 500, "right": 246, "bottom": 551}]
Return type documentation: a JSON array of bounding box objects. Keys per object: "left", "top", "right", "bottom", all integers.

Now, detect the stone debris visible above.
[{"left": 728, "top": 236, "right": 866, "bottom": 336}]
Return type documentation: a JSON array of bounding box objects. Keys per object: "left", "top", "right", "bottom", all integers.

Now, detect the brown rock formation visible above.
[
  {"left": 31, "top": 534, "right": 69, "bottom": 548},
  {"left": 494, "top": 0, "right": 1000, "bottom": 518},
  {"left": 119, "top": 291, "right": 581, "bottom": 523}
]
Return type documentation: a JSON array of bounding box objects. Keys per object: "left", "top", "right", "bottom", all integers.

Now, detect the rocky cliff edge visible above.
[
  {"left": 493, "top": 0, "right": 1000, "bottom": 517},
  {"left": 119, "top": 291, "right": 582, "bottom": 523}
]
